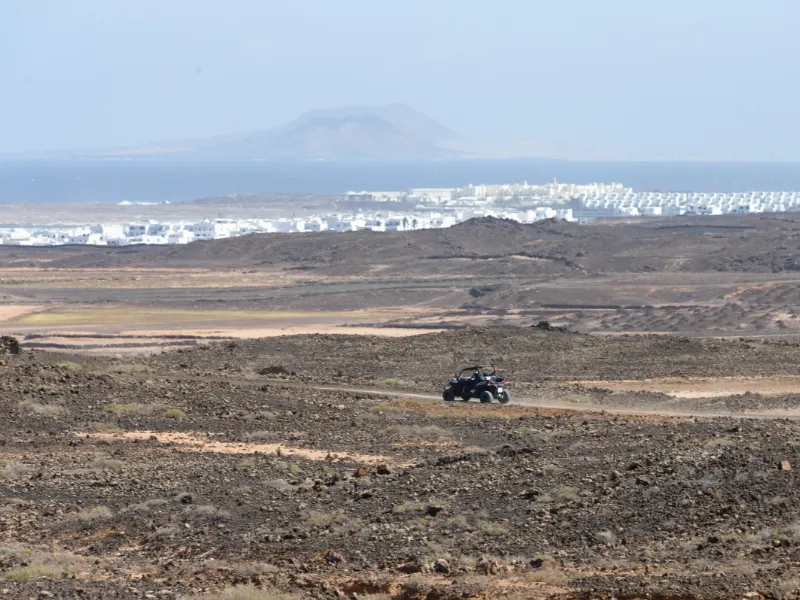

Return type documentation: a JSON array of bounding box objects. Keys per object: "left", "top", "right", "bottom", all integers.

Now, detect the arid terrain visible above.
[
  {"left": 5, "top": 215, "right": 800, "bottom": 598},
  {"left": 6, "top": 215, "right": 800, "bottom": 354},
  {"left": 4, "top": 328, "right": 800, "bottom": 599}
]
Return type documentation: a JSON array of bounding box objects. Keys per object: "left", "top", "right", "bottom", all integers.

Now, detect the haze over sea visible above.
[{"left": 2, "top": 159, "right": 800, "bottom": 204}]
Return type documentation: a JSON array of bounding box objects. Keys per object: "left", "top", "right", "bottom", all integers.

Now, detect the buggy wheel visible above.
[
  {"left": 480, "top": 391, "right": 494, "bottom": 404},
  {"left": 443, "top": 387, "right": 456, "bottom": 402},
  {"left": 498, "top": 389, "right": 511, "bottom": 405}
]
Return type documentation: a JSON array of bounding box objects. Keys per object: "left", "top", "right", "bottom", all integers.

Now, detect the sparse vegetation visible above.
[
  {"left": 163, "top": 408, "right": 186, "bottom": 419},
  {"left": 267, "top": 479, "right": 294, "bottom": 495},
  {"left": 246, "top": 430, "right": 278, "bottom": 441},
  {"left": 0, "top": 461, "right": 33, "bottom": 479},
  {"left": 306, "top": 510, "right": 345, "bottom": 527},
  {"left": 558, "top": 485, "right": 580, "bottom": 501},
  {"left": 89, "top": 455, "right": 125, "bottom": 470},
  {"left": 393, "top": 501, "right": 427, "bottom": 514},
  {"left": 193, "top": 505, "right": 230, "bottom": 519},
  {"left": 595, "top": 530, "right": 617, "bottom": 545},
  {"left": 3, "top": 564, "right": 63, "bottom": 582},
  {"left": 475, "top": 519, "right": 509, "bottom": 535},
  {"left": 19, "top": 400, "right": 64, "bottom": 418},
  {"left": 234, "top": 562, "right": 281, "bottom": 577},
  {"left": 562, "top": 393, "right": 593, "bottom": 404},
  {"left": 67, "top": 506, "right": 113, "bottom": 523},
  {"left": 704, "top": 436, "right": 736, "bottom": 448},
  {"left": 519, "top": 558, "right": 570, "bottom": 586},
  {"left": 541, "top": 463, "right": 560, "bottom": 476},
  {"left": 56, "top": 361, "right": 83, "bottom": 372}
]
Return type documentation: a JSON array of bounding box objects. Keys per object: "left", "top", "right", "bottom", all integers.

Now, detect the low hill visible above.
[{"left": 27, "top": 214, "right": 800, "bottom": 276}]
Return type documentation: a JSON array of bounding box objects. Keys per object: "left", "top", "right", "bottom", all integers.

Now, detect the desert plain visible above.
[{"left": 4, "top": 214, "right": 800, "bottom": 599}]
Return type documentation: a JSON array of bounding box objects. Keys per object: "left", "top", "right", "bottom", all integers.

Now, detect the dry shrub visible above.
[
  {"left": 519, "top": 556, "right": 570, "bottom": 586},
  {"left": 246, "top": 430, "right": 278, "bottom": 442},
  {"left": 3, "top": 564, "right": 62, "bottom": 582},
  {"left": 267, "top": 479, "right": 294, "bottom": 495},
  {"left": 558, "top": 485, "right": 580, "bottom": 501},
  {"left": 193, "top": 505, "right": 230, "bottom": 519},
  {"left": 19, "top": 400, "right": 64, "bottom": 418},
  {"left": 595, "top": 530, "right": 617, "bottom": 545},
  {"left": 67, "top": 506, "right": 113, "bottom": 523},
  {"left": 103, "top": 402, "right": 156, "bottom": 416},
  {"left": 393, "top": 501, "right": 426, "bottom": 514},
  {"left": 541, "top": 463, "right": 560, "bottom": 476},
  {"left": 306, "top": 510, "right": 345, "bottom": 527},
  {"left": 163, "top": 408, "right": 186, "bottom": 419},
  {"left": 0, "top": 462, "right": 33, "bottom": 479},
  {"left": 89, "top": 456, "right": 124, "bottom": 471},
  {"left": 56, "top": 361, "right": 83, "bottom": 372},
  {"left": 234, "top": 563, "right": 281, "bottom": 577},
  {"left": 475, "top": 519, "right": 509, "bottom": 535}
]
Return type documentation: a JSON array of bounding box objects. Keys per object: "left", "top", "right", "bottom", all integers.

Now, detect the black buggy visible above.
[{"left": 442, "top": 365, "right": 511, "bottom": 404}]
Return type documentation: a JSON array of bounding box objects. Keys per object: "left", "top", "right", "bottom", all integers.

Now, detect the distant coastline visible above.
[{"left": 2, "top": 158, "right": 800, "bottom": 204}]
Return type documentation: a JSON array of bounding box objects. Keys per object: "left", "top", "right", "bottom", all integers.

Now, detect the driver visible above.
[{"left": 473, "top": 370, "right": 484, "bottom": 382}]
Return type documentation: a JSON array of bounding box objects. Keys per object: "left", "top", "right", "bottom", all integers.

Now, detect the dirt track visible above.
[{"left": 112, "top": 373, "right": 800, "bottom": 421}]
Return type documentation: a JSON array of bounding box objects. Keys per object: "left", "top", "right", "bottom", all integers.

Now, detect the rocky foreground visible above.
[{"left": 2, "top": 329, "right": 800, "bottom": 599}]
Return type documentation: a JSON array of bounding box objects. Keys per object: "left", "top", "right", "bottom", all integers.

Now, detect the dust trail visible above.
[{"left": 114, "top": 372, "right": 800, "bottom": 421}]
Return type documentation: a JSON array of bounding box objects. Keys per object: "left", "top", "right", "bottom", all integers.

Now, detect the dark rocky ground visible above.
[
  {"left": 3, "top": 328, "right": 800, "bottom": 598},
  {"left": 137, "top": 325, "right": 800, "bottom": 392}
]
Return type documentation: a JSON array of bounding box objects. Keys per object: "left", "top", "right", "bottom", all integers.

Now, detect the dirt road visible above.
[{"left": 119, "top": 372, "right": 800, "bottom": 421}]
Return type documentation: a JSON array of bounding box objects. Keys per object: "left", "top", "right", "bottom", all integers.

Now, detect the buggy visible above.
[{"left": 442, "top": 365, "right": 511, "bottom": 404}]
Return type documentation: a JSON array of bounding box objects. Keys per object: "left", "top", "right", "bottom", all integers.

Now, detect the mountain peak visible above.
[{"left": 51, "top": 104, "right": 467, "bottom": 160}]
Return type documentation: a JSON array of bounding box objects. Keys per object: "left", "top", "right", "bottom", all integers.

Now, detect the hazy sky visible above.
[{"left": 2, "top": 0, "right": 799, "bottom": 159}]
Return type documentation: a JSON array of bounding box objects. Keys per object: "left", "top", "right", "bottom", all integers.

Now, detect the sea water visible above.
[{"left": 2, "top": 158, "right": 800, "bottom": 204}]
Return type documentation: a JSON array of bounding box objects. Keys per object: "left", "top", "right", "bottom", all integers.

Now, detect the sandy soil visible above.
[
  {"left": 83, "top": 430, "right": 407, "bottom": 465},
  {"left": 579, "top": 376, "right": 800, "bottom": 398},
  {"left": 124, "top": 325, "right": 444, "bottom": 338},
  {"left": 0, "top": 304, "right": 42, "bottom": 322}
]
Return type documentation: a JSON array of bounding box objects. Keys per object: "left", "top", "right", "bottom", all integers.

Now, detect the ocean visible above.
[{"left": 2, "top": 158, "right": 800, "bottom": 204}]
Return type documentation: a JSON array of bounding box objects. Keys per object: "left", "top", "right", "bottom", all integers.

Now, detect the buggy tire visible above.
[
  {"left": 443, "top": 387, "right": 456, "bottom": 402},
  {"left": 498, "top": 389, "right": 511, "bottom": 405},
  {"left": 480, "top": 391, "right": 494, "bottom": 404}
]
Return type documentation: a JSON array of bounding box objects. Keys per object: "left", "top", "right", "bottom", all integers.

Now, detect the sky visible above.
[{"left": 2, "top": 0, "right": 800, "bottom": 160}]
